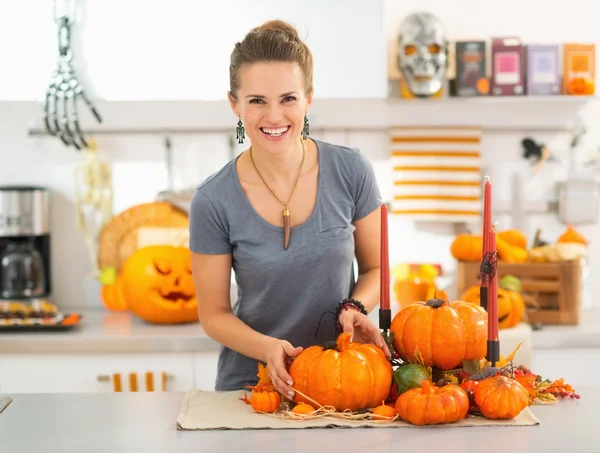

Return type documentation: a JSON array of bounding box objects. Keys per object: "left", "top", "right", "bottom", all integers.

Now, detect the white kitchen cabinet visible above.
[
  {"left": 193, "top": 352, "right": 220, "bottom": 391},
  {"left": 0, "top": 353, "right": 195, "bottom": 394}
]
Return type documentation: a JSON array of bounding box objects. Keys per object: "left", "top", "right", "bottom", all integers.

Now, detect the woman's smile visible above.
[{"left": 260, "top": 125, "right": 291, "bottom": 141}]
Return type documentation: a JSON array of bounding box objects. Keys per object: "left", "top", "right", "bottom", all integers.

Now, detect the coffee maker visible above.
[{"left": 0, "top": 186, "right": 51, "bottom": 301}]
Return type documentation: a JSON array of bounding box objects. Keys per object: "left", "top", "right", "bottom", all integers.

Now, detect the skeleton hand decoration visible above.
[{"left": 44, "top": 7, "right": 102, "bottom": 151}]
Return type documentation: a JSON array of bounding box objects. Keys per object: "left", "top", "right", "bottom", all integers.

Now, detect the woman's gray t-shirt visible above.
[{"left": 188, "top": 138, "right": 381, "bottom": 391}]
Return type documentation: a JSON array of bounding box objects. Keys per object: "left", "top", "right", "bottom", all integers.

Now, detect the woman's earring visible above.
[
  {"left": 301, "top": 114, "right": 310, "bottom": 140},
  {"left": 236, "top": 118, "right": 245, "bottom": 144}
]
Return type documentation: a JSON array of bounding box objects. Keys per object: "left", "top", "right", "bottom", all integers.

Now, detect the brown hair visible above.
[{"left": 229, "top": 20, "right": 314, "bottom": 100}]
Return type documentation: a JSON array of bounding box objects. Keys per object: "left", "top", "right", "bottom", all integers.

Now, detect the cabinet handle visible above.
[{"left": 96, "top": 374, "right": 175, "bottom": 382}]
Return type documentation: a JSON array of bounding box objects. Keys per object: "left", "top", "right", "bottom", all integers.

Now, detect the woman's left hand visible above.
[{"left": 338, "top": 309, "right": 391, "bottom": 359}]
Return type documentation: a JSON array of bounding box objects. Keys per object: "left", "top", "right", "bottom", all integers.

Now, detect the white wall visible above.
[{"left": 0, "top": 0, "right": 598, "bottom": 311}]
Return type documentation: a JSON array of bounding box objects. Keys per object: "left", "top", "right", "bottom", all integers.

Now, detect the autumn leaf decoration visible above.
[
  {"left": 239, "top": 362, "right": 275, "bottom": 405},
  {"left": 460, "top": 340, "right": 579, "bottom": 406},
  {"left": 252, "top": 363, "right": 275, "bottom": 392}
]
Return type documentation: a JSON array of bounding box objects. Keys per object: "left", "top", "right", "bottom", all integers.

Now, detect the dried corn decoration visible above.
[{"left": 73, "top": 136, "right": 114, "bottom": 276}]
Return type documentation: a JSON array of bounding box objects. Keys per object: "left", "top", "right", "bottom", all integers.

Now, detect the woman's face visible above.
[{"left": 229, "top": 61, "right": 312, "bottom": 154}]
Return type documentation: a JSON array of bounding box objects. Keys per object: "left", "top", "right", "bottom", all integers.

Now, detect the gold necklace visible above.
[{"left": 249, "top": 139, "right": 306, "bottom": 250}]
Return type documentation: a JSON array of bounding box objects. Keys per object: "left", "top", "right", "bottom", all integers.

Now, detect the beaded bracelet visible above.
[{"left": 335, "top": 298, "right": 368, "bottom": 332}]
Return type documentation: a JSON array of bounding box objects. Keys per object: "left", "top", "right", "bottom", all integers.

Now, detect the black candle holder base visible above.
[
  {"left": 486, "top": 340, "right": 500, "bottom": 365},
  {"left": 379, "top": 309, "right": 391, "bottom": 331}
]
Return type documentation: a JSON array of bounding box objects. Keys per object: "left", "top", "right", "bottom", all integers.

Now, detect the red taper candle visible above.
[
  {"left": 480, "top": 175, "right": 492, "bottom": 311},
  {"left": 380, "top": 201, "right": 390, "bottom": 311},
  {"left": 482, "top": 176, "right": 492, "bottom": 258},
  {"left": 379, "top": 201, "right": 391, "bottom": 332},
  {"left": 488, "top": 227, "right": 499, "bottom": 341}
]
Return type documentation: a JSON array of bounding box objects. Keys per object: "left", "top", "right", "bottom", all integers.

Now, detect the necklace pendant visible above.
[{"left": 282, "top": 208, "right": 291, "bottom": 250}]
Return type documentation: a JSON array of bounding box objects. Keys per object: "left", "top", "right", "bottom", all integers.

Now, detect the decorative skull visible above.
[{"left": 396, "top": 12, "right": 448, "bottom": 97}]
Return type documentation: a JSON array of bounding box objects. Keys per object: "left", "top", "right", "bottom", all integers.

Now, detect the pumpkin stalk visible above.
[
  {"left": 336, "top": 332, "right": 352, "bottom": 352},
  {"left": 423, "top": 290, "right": 450, "bottom": 309},
  {"left": 420, "top": 379, "right": 435, "bottom": 394}
]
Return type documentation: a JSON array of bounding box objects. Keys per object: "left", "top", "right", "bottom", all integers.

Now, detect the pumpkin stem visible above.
[
  {"left": 433, "top": 290, "right": 448, "bottom": 301},
  {"left": 336, "top": 332, "right": 352, "bottom": 352},
  {"left": 421, "top": 379, "right": 435, "bottom": 394},
  {"left": 425, "top": 290, "right": 448, "bottom": 308},
  {"left": 323, "top": 340, "right": 338, "bottom": 350}
]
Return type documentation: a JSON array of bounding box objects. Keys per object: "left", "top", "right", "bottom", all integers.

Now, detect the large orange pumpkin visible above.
[
  {"left": 119, "top": 245, "right": 198, "bottom": 324},
  {"left": 390, "top": 290, "right": 487, "bottom": 370},
  {"left": 395, "top": 380, "right": 469, "bottom": 425},
  {"left": 461, "top": 285, "right": 524, "bottom": 329},
  {"left": 288, "top": 332, "right": 393, "bottom": 412}
]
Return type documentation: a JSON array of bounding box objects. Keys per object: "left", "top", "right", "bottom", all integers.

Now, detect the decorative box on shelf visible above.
[{"left": 456, "top": 259, "right": 581, "bottom": 325}]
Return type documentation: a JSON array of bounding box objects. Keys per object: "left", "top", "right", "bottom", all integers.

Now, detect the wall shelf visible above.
[{"left": 19, "top": 95, "right": 597, "bottom": 139}]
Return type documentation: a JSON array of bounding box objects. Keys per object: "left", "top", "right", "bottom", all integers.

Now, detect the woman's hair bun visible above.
[{"left": 255, "top": 19, "right": 300, "bottom": 40}]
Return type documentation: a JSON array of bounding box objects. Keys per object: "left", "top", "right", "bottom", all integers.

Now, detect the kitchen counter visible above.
[
  {"left": 0, "top": 389, "right": 594, "bottom": 453},
  {"left": 1, "top": 306, "right": 599, "bottom": 354},
  {"left": 0, "top": 310, "right": 218, "bottom": 354}
]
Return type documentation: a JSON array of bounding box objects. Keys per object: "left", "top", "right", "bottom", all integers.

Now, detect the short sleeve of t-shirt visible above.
[
  {"left": 188, "top": 188, "right": 232, "bottom": 255},
  {"left": 352, "top": 151, "right": 382, "bottom": 221}
]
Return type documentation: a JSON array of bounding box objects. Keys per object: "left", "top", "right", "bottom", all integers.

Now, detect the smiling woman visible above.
[{"left": 188, "top": 19, "right": 387, "bottom": 399}]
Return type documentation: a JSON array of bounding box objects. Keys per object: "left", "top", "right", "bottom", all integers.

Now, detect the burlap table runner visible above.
[{"left": 176, "top": 389, "right": 540, "bottom": 430}]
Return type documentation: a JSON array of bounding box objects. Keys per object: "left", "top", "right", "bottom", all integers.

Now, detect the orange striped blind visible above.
[{"left": 390, "top": 126, "right": 482, "bottom": 222}]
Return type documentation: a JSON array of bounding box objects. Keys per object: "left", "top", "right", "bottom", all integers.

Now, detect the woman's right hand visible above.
[{"left": 265, "top": 338, "right": 303, "bottom": 400}]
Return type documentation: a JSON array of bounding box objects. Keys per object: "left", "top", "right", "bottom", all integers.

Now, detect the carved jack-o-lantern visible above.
[{"left": 119, "top": 245, "right": 198, "bottom": 324}]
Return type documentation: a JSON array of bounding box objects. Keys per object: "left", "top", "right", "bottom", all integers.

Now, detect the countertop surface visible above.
[
  {"left": 0, "top": 389, "right": 594, "bottom": 453},
  {"left": 1, "top": 306, "right": 599, "bottom": 354}
]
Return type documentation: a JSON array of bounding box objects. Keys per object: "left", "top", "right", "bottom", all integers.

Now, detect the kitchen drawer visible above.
[{"left": 0, "top": 353, "right": 194, "bottom": 394}]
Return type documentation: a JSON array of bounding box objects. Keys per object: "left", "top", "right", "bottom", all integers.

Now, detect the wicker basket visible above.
[{"left": 431, "top": 366, "right": 464, "bottom": 384}]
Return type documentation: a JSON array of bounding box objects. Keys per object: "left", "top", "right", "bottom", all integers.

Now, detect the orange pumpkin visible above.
[
  {"left": 292, "top": 402, "right": 315, "bottom": 414},
  {"left": 246, "top": 363, "right": 281, "bottom": 413},
  {"left": 288, "top": 332, "right": 393, "bottom": 412},
  {"left": 460, "top": 285, "right": 524, "bottom": 329},
  {"left": 450, "top": 234, "right": 482, "bottom": 261},
  {"left": 498, "top": 229, "right": 528, "bottom": 249},
  {"left": 567, "top": 77, "right": 594, "bottom": 95},
  {"left": 474, "top": 375, "right": 529, "bottom": 419},
  {"left": 395, "top": 380, "right": 469, "bottom": 425},
  {"left": 250, "top": 390, "right": 280, "bottom": 413},
  {"left": 390, "top": 290, "right": 487, "bottom": 370},
  {"left": 119, "top": 245, "right": 198, "bottom": 324},
  {"left": 100, "top": 275, "right": 128, "bottom": 311},
  {"left": 372, "top": 401, "right": 397, "bottom": 420},
  {"left": 557, "top": 225, "right": 587, "bottom": 245},
  {"left": 496, "top": 236, "right": 529, "bottom": 263}
]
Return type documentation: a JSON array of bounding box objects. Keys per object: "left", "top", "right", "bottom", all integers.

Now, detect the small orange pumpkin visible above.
[
  {"left": 557, "top": 225, "right": 587, "bottom": 245},
  {"left": 450, "top": 234, "right": 482, "bottom": 261},
  {"left": 372, "top": 401, "right": 397, "bottom": 420},
  {"left": 498, "top": 229, "right": 528, "bottom": 249},
  {"left": 395, "top": 380, "right": 469, "bottom": 425},
  {"left": 567, "top": 77, "right": 594, "bottom": 95},
  {"left": 292, "top": 402, "right": 315, "bottom": 414},
  {"left": 100, "top": 275, "right": 128, "bottom": 311},
  {"left": 119, "top": 245, "right": 198, "bottom": 324},
  {"left": 289, "top": 332, "right": 393, "bottom": 412},
  {"left": 390, "top": 290, "right": 488, "bottom": 370},
  {"left": 250, "top": 390, "right": 280, "bottom": 413},
  {"left": 474, "top": 375, "right": 529, "bottom": 419},
  {"left": 246, "top": 363, "right": 281, "bottom": 413}
]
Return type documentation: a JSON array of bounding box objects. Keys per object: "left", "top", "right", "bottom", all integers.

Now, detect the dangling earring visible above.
[
  {"left": 236, "top": 118, "right": 245, "bottom": 144},
  {"left": 301, "top": 114, "right": 309, "bottom": 140}
]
